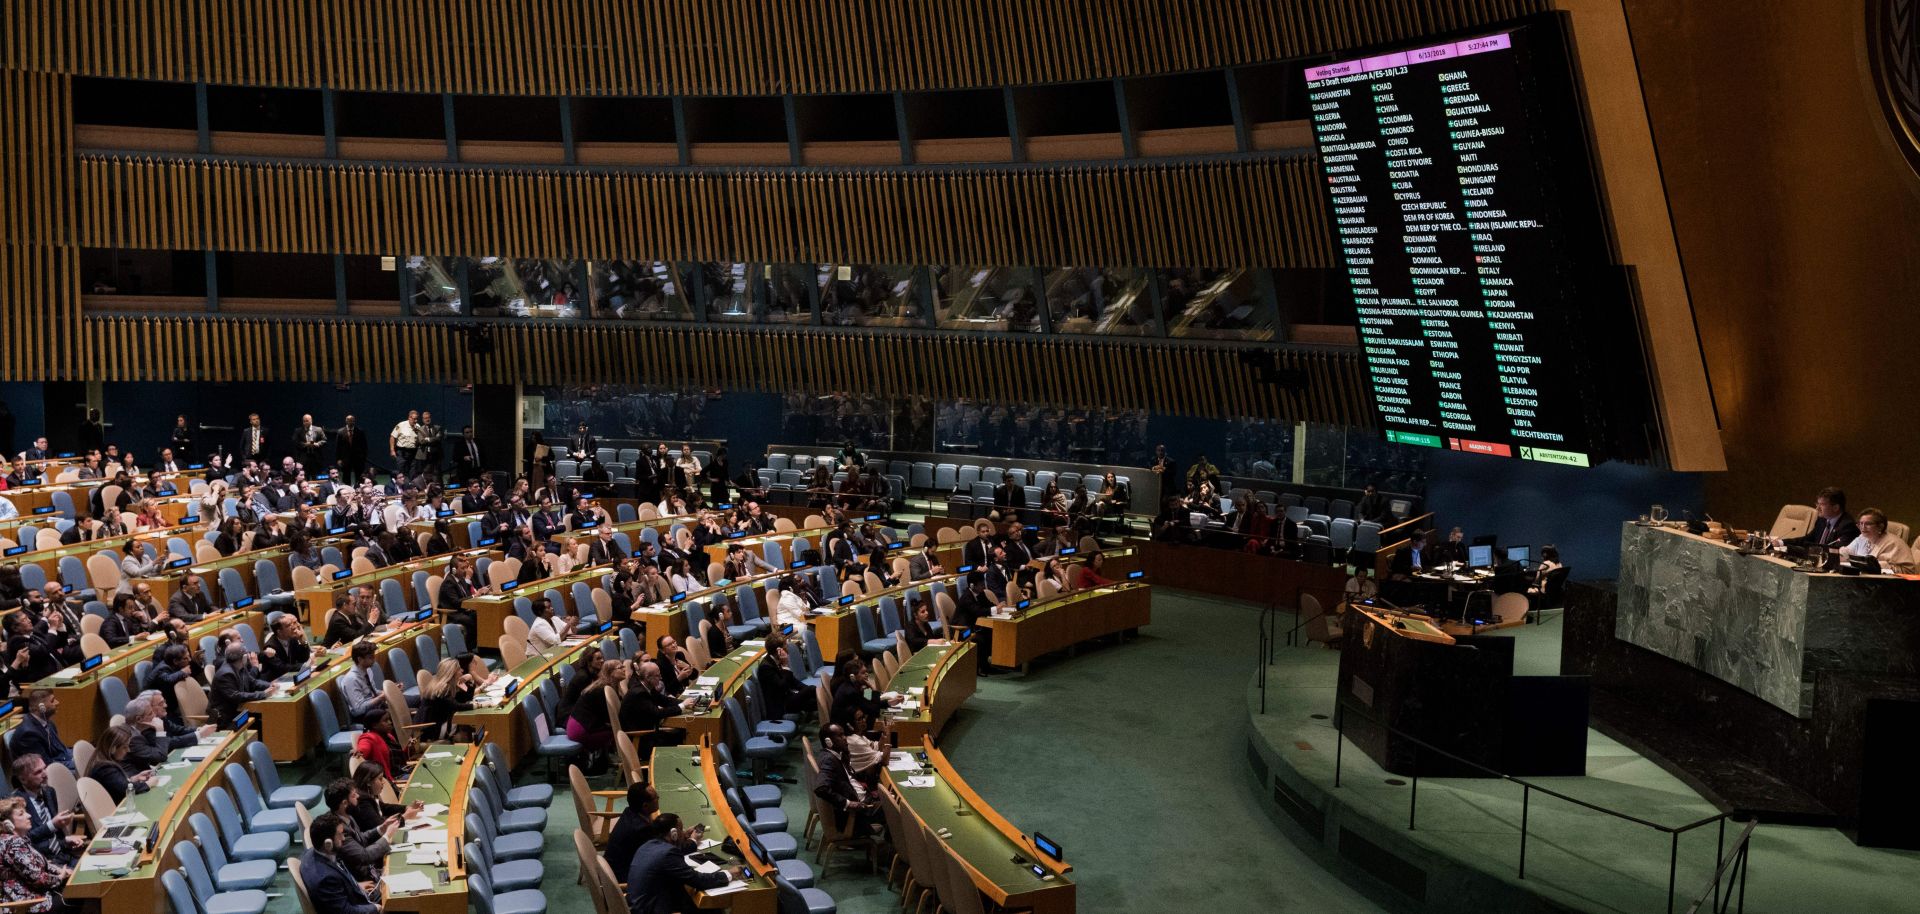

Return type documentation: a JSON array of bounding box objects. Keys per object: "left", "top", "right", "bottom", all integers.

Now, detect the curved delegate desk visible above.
[
  {"left": 65, "top": 729, "right": 257, "bottom": 914},
  {"left": 975, "top": 581, "right": 1152, "bottom": 672},
  {"left": 806, "top": 572, "right": 966, "bottom": 661},
  {"left": 295, "top": 547, "right": 494, "bottom": 629},
  {"left": 884, "top": 641, "right": 977, "bottom": 745},
  {"left": 42, "top": 609, "right": 263, "bottom": 742},
  {"left": 885, "top": 737, "right": 1075, "bottom": 914},
  {"left": 381, "top": 743, "right": 478, "bottom": 914},
  {"left": 452, "top": 634, "right": 601, "bottom": 764},
  {"left": 670, "top": 642, "right": 767, "bottom": 745},
  {"left": 652, "top": 744, "right": 777, "bottom": 913},
  {"left": 246, "top": 619, "right": 439, "bottom": 761}
]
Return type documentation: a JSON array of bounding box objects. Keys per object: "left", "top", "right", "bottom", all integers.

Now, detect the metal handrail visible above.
[
  {"left": 1685, "top": 818, "right": 1755, "bottom": 914},
  {"left": 1333, "top": 694, "right": 1750, "bottom": 914}
]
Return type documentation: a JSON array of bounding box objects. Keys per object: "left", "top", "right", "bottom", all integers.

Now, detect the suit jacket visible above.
[
  {"left": 99, "top": 613, "right": 146, "bottom": 648},
  {"left": 1389, "top": 546, "right": 1426, "bottom": 577},
  {"left": 241, "top": 425, "right": 269, "bottom": 458},
  {"left": 625, "top": 838, "right": 728, "bottom": 914},
  {"left": 334, "top": 427, "right": 369, "bottom": 465},
  {"left": 1792, "top": 514, "right": 1860, "bottom": 549},
  {"left": 128, "top": 721, "right": 196, "bottom": 769},
  {"left": 299, "top": 849, "right": 382, "bottom": 914},
  {"left": 618, "top": 686, "right": 681, "bottom": 733},
  {"left": 587, "top": 539, "right": 625, "bottom": 565},
  {"left": 11, "top": 714, "right": 72, "bottom": 770},
  {"left": 813, "top": 747, "right": 866, "bottom": 828},
  {"left": 570, "top": 433, "right": 597, "bottom": 458},
  {"left": 455, "top": 436, "right": 483, "bottom": 476},
  {"left": 439, "top": 574, "right": 481, "bottom": 610},
  {"left": 210, "top": 662, "right": 272, "bottom": 728},
  {"left": 1429, "top": 541, "right": 1468, "bottom": 567},
  {"left": 169, "top": 589, "right": 214, "bottom": 623},
  {"left": 993, "top": 484, "right": 1026, "bottom": 509},
  {"left": 261, "top": 636, "right": 311, "bottom": 680}
]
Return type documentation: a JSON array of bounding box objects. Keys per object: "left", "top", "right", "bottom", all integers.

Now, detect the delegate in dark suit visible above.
[
  {"left": 13, "top": 785, "right": 79, "bottom": 865},
  {"left": 1787, "top": 513, "right": 1859, "bottom": 549},
  {"left": 210, "top": 658, "right": 273, "bottom": 728},
  {"left": 624, "top": 837, "right": 729, "bottom": 914},
  {"left": 299, "top": 847, "right": 382, "bottom": 914}
]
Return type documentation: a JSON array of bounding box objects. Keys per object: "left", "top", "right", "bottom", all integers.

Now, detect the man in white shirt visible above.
[
  {"left": 389, "top": 411, "right": 420, "bottom": 481},
  {"left": 1843, "top": 508, "right": 1913, "bottom": 571}
]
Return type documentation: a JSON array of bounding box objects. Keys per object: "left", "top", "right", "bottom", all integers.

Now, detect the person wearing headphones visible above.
[
  {"left": 0, "top": 796, "right": 72, "bottom": 914},
  {"left": 624, "top": 812, "right": 742, "bottom": 914},
  {"left": 299, "top": 813, "right": 382, "bottom": 914}
]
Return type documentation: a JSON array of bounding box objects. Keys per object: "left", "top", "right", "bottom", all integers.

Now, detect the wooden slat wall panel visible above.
[
  {"left": 0, "top": 70, "right": 79, "bottom": 381},
  {"left": 69, "top": 315, "right": 1368, "bottom": 424},
  {"left": 1, "top": 0, "right": 1549, "bottom": 95},
  {"left": 73, "top": 154, "right": 1336, "bottom": 268}
]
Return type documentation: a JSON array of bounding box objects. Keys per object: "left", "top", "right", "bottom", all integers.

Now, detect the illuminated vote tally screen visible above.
[{"left": 1305, "top": 28, "right": 1597, "bottom": 468}]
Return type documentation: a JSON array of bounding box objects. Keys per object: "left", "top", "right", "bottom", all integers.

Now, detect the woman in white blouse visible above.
[
  {"left": 1843, "top": 508, "right": 1913, "bottom": 571},
  {"left": 525, "top": 597, "right": 574, "bottom": 653}
]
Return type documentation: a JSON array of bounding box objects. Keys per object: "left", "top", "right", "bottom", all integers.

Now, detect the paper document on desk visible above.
[
  {"left": 101, "top": 811, "right": 151, "bottom": 828},
  {"left": 404, "top": 847, "right": 445, "bottom": 865},
  {"left": 383, "top": 871, "right": 435, "bottom": 894},
  {"left": 183, "top": 746, "right": 214, "bottom": 762},
  {"left": 907, "top": 687, "right": 925, "bottom": 697},
  {"left": 704, "top": 880, "right": 751, "bottom": 896},
  {"left": 897, "top": 700, "right": 921, "bottom": 711},
  {"left": 422, "top": 751, "right": 458, "bottom": 759},
  {"left": 687, "top": 856, "right": 722, "bottom": 874},
  {"left": 888, "top": 754, "right": 920, "bottom": 772},
  {"left": 80, "top": 850, "right": 138, "bottom": 871},
  {"left": 408, "top": 829, "right": 450, "bottom": 846},
  {"left": 695, "top": 676, "right": 720, "bottom": 687},
  {"left": 419, "top": 803, "right": 450, "bottom": 817},
  {"left": 902, "top": 776, "right": 936, "bottom": 789}
]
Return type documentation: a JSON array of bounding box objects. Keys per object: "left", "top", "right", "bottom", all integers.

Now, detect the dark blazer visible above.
[
  {"left": 299, "top": 849, "right": 382, "bottom": 914},
  {"left": 210, "top": 662, "right": 272, "bottom": 728},
  {"left": 324, "top": 610, "right": 375, "bottom": 647},
  {"left": 1791, "top": 514, "right": 1859, "bottom": 549},
  {"left": 169, "top": 588, "right": 215, "bottom": 623},
  {"left": 88, "top": 759, "right": 145, "bottom": 804},
  {"left": 587, "top": 539, "right": 625, "bottom": 565},
  {"left": 334, "top": 427, "right": 369, "bottom": 468},
  {"left": 11, "top": 714, "right": 72, "bottom": 770},
  {"left": 625, "top": 838, "right": 729, "bottom": 914},
  {"left": 438, "top": 574, "right": 481, "bottom": 610},
  {"left": 992, "top": 483, "right": 1026, "bottom": 510},
  {"left": 813, "top": 747, "right": 866, "bottom": 829},
  {"left": 755, "top": 661, "right": 808, "bottom": 722},
  {"left": 128, "top": 721, "right": 196, "bottom": 769},
  {"left": 602, "top": 810, "right": 661, "bottom": 882},
  {"left": 260, "top": 636, "right": 311, "bottom": 680},
  {"left": 99, "top": 612, "right": 146, "bottom": 648},
  {"left": 1429, "top": 540, "right": 1469, "bottom": 567},
  {"left": 1388, "top": 546, "right": 1426, "bottom": 577},
  {"left": 618, "top": 686, "right": 681, "bottom": 734}
]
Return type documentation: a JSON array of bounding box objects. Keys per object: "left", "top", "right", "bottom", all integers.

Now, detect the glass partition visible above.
[
  {"left": 933, "top": 266, "right": 1042, "bottom": 332},
  {"left": 701, "top": 262, "right": 757, "bottom": 322},
  {"left": 532, "top": 385, "right": 717, "bottom": 441},
  {"left": 1223, "top": 419, "right": 1294, "bottom": 481},
  {"left": 779, "top": 392, "right": 897, "bottom": 449},
  {"left": 818, "top": 264, "right": 922, "bottom": 327},
  {"left": 1162, "top": 268, "right": 1276, "bottom": 340},
  {"left": 765, "top": 264, "right": 815, "bottom": 324},
  {"left": 593, "top": 260, "right": 694, "bottom": 321},
  {"left": 468, "top": 257, "right": 584, "bottom": 319},
  {"left": 404, "top": 257, "right": 463, "bottom": 315},
  {"left": 934, "top": 401, "right": 1150, "bottom": 463},
  {"left": 1046, "top": 266, "right": 1155, "bottom": 335}
]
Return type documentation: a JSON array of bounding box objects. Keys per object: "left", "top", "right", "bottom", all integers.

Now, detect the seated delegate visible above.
[{"left": 1842, "top": 508, "right": 1913, "bottom": 571}]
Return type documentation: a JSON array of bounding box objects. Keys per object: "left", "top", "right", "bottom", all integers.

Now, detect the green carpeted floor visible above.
[{"left": 258, "top": 588, "right": 1387, "bottom": 914}]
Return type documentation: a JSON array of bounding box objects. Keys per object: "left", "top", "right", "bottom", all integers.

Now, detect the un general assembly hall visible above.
[{"left": 1, "top": 2, "right": 1917, "bottom": 913}]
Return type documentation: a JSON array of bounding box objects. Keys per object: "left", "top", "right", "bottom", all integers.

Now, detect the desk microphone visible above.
[{"left": 679, "top": 767, "right": 711, "bottom": 808}]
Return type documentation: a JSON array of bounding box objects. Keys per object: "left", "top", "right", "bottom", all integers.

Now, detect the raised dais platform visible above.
[{"left": 1245, "top": 617, "right": 1920, "bottom": 914}]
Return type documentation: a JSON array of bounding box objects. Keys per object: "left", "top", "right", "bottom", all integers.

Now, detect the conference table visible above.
[
  {"left": 631, "top": 564, "right": 792, "bottom": 655},
  {"left": 652, "top": 744, "right": 778, "bottom": 913},
  {"left": 885, "top": 641, "right": 977, "bottom": 745},
  {"left": 461, "top": 562, "right": 618, "bottom": 650},
  {"left": 703, "top": 524, "right": 836, "bottom": 573},
  {"left": 4, "top": 519, "right": 205, "bottom": 583},
  {"left": 295, "top": 546, "right": 494, "bottom": 629},
  {"left": 408, "top": 510, "right": 487, "bottom": 551},
  {"left": 246, "top": 619, "right": 439, "bottom": 761},
  {"left": 885, "top": 737, "right": 1075, "bottom": 914},
  {"left": 806, "top": 572, "right": 966, "bottom": 661},
  {"left": 381, "top": 743, "right": 478, "bottom": 914},
  {"left": 41, "top": 608, "right": 263, "bottom": 742},
  {"left": 975, "top": 581, "right": 1152, "bottom": 672},
  {"left": 453, "top": 633, "right": 600, "bottom": 764},
  {"left": 65, "top": 729, "right": 257, "bottom": 914},
  {"left": 669, "top": 641, "right": 767, "bottom": 745}
]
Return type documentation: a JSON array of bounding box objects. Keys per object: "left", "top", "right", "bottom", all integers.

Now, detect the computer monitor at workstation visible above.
[
  {"left": 1468, "top": 544, "right": 1495, "bottom": 569},
  {"left": 1507, "top": 545, "right": 1533, "bottom": 565}
]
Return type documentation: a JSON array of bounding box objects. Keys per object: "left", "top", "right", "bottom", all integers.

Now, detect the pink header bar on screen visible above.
[{"left": 1306, "top": 32, "right": 1511, "bottom": 82}]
